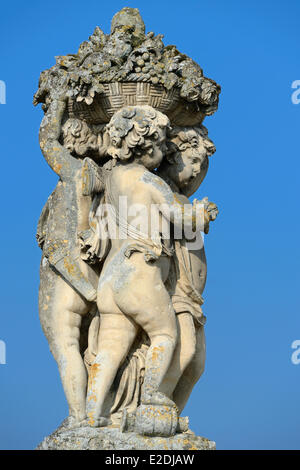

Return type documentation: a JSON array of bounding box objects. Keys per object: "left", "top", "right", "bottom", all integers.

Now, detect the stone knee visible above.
[
  {"left": 149, "top": 330, "right": 177, "bottom": 350},
  {"left": 93, "top": 342, "right": 129, "bottom": 371},
  {"left": 180, "top": 342, "right": 196, "bottom": 372},
  {"left": 146, "top": 309, "right": 178, "bottom": 349},
  {"left": 185, "top": 353, "right": 205, "bottom": 387},
  {"left": 177, "top": 314, "right": 197, "bottom": 372},
  {"left": 183, "top": 325, "right": 206, "bottom": 385},
  {"left": 96, "top": 313, "right": 138, "bottom": 360},
  {"left": 54, "top": 316, "right": 80, "bottom": 358}
]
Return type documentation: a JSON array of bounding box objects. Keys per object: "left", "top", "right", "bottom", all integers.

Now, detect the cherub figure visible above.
[
  {"left": 157, "top": 125, "right": 218, "bottom": 413},
  {"left": 37, "top": 96, "right": 108, "bottom": 425},
  {"left": 85, "top": 106, "right": 205, "bottom": 432}
]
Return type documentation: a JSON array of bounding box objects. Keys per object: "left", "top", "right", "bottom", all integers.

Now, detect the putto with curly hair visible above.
[
  {"left": 106, "top": 105, "right": 170, "bottom": 162},
  {"left": 158, "top": 125, "right": 216, "bottom": 199}
]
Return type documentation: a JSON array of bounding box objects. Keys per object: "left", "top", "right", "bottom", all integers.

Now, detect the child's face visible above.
[
  {"left": 139, "top": 128, "right": 167, "bottom": 171},
  {"left": 167, "top": 132, "right": 209, "bottom": 196}
]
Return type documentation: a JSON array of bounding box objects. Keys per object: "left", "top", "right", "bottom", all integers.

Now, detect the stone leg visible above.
[
  {"left": 113, "top": 256, "right": 178, "bottom": 406},
  {"left": 39, "top": 257, "right": 92, "bottom": 422},
  {"left": 158, "top": 313, "right": 196, "bottom": 399},
  {"left": 120, "top": 276, "right": 179, "bottom": 437},
  {"left": 172, "top": 324, "right": 206, "bottom": 414},
  {"left": 86, "top": 313, "right": 138, "bottom": 426}
]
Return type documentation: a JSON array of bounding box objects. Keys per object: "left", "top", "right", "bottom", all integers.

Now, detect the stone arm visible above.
[
  {"left": 39, "top": 99, "right": 80, "bottom": 178},
  {"left": 141, "top": 172, "right": 203, "bottom": 231}
]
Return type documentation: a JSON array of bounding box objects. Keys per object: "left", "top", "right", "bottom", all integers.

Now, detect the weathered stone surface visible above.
[
  {"left": 34, "top": 7, "right": 220, "bottom": 448},
  {"left": 37, "top": 421, "right": 216, "bottom": 450},
  {"left": 33, "top": 7, "right": 220, "bottom": 124}
]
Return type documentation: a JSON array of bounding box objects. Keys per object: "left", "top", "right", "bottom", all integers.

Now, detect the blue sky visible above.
[{"left": 0, "top": 0, "right": 299, "bottom": 450}]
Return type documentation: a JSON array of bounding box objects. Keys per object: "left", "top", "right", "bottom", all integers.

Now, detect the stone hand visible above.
[
  {"left": 194, "top": 197, "right": 219, "bottom": 233},
  {"left": 50, "top": 75, "right": 70, "bottom": 103}
]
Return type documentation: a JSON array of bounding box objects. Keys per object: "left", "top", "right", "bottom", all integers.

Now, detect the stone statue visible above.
[
  {"left": 157, "top": 125, "right": 218, "bottom": 413},
  {"left": 34, "top": 7, "right": 220, "bottom": 450}
]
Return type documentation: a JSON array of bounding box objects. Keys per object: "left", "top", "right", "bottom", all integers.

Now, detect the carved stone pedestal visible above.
[{"left": 36, "top": 420, "right": 216, "bottom": 450}]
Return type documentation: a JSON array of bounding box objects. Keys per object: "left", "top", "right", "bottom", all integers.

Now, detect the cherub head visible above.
[
  {"left": 160, "top": 125, "right": 216, "bottom": 197},
  {"left": 106, "top": 105, "right": 170, "bottom": 171},
  {"left": 62, "top": 118, "right": 108, "bottom": 159}
]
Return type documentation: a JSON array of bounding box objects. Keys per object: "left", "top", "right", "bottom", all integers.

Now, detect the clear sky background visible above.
[{"left": 0, "top": 0, "right": 299, "bottom": 450}]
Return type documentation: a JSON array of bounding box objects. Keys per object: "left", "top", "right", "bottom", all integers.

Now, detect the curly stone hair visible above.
[
  {"left": 106, "top": 105, "right": 170, "bottom": 161},
  {"left": 169, "top": 125, "right": 216, "bottom": 157},
  {"left": 62, "top": 118, "right": 107, "bottom": 157}
]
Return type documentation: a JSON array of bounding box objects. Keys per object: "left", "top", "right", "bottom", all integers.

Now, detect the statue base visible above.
[{"left": 36, "top": 419, "right": 216, "bottom": 450}]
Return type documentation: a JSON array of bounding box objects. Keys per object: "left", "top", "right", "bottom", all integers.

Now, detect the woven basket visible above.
[{"left": 68, "top": 82, "right": 204, "bottom": 126}]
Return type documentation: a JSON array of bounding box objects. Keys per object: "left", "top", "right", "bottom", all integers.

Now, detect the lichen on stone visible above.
[{"left": 33, "top": 7, "right": 220, "bottom": 117}]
